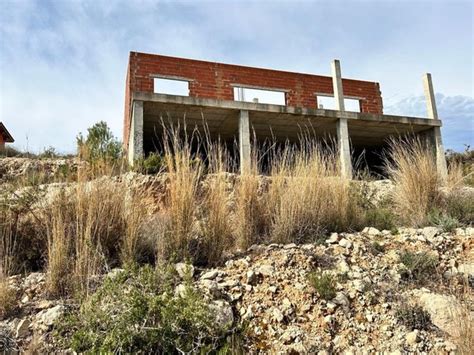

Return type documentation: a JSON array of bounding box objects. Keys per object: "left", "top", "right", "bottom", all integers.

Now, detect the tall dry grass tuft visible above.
[
  {"left": 45, "top": 175, "right": 149, "bottom": 296},
  {"left": 156, "top": 125, "right": 203, "bottom": 262},
  {"left": 233, "top": 144, "right": 268, "bottom": 250},
  {"left": 267, "top": 140, "right": 354, "bottom": 243},
  {"left": 197, "top": 142, "right": 233, "bottom": 265},
  {"left": 121, "top": 186, "right": 155, "bottom": 265},
  {"left": 46, "top": 192, "right": 72, "bottom": 295},
  {"left": 446, "top": 161, "right": 465, "bottom": 192},
  {"left": 0, "top": 211, "right": 18, "bottom": 318},
  {"left": 385, "top": 137, "right": 440, "bottom": 226}
]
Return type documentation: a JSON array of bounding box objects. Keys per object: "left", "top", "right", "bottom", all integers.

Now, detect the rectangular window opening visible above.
[
  {"left": 233, "top": 87, "right": 286, "bottom": 105},
  {"left": 154, "top": 78, "right": 189, "bottom": 96},
  {"left": 316, "top": 95, "right": 361, "bottom": 112}
]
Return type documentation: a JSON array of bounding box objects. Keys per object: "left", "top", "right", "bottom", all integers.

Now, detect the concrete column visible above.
[
  {"left": 128, "top": 100, "right": 144, "bottom": 165},
  {"left": 331, "top": 60, "right": 352, "bottom": 179},
  {"left": 239, "top": 110, "right": 251, "bottom": 174},
  {"left": 423, "top": 73, "right": 447, "bottom": 180}
]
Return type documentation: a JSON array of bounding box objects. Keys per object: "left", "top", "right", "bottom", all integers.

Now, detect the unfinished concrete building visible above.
[{"left": 123, "top": 52, "right": 447, "bottom": 178}]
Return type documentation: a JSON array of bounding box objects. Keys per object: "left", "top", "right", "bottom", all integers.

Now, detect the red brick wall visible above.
[
  {"left": 124, "top": 52, "right": 383, "bottom": 146},
  {"left": 0, "top": 135, "right": 4, "bottom": 150}
]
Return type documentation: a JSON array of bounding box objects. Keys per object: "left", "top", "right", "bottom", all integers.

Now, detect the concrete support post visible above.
[
  {"left": 423, "top": 73, "right": 448, "bottom": 180},
  {"left": 128, "top": 100, "right": 144, "bottom": 165},
  {"left": 331, "top": 59, "right": 352, "bottom": 179},
  {"left": 239, "top": 110, "right": 251, "bottom": 174}
]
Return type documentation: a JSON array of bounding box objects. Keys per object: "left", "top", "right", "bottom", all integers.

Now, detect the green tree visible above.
[{"left": 77, "top": 121, "right": 121, "bottom": 162}]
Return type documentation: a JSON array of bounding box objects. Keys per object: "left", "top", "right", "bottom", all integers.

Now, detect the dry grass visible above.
[
  {"left": 45, "top": 174, "right": 154, "bottom": 296},
  {"left": 385, "top": 137, "right": 440, "bottom": 226},
  {"left": 197, "top": 143, "right": 233, "bottom": 265},
  {"left": 46, "top": 193, "right": 72, "bottom": 295},
  {"left": 0, "top": 212, "right": 18, "bottom": 319},
  {"left": 233, "top": 145, "right": 267, "bottom": 250},
  {"left": 267, "top": 140, "right": 355, "bottom": 243},
  {"left": 156, "top": 126, "right": 203, "bottom": 262},
  {"left": 446, "top": 161, "right": 466, "bottom": 192}
]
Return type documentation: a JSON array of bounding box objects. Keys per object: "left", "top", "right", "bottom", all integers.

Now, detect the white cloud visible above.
[{"left": 385, "top": 94, "right": 474, "bottom": 151}]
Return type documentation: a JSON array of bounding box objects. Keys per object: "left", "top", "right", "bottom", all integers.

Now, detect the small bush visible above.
[
  {"left": 395, "top": 303, "right": 432, "bottom": 330},
  {"left": 444, "top": 191, "right": 474, "bottom": 225},
  {"left": 308, "top": 271, "right": 336, "bottom": 300},
  {"left": 77, "top": 121, "right": 122, "bottom": 163},
  {"left": 400, "top": 251, "right": 438, "bottom": 282},
  {"left": 142, "top": 152, "right": 164, "bottom": 174},
  {"left": 428, "top": 209, "right": 459, "bottom": 232},
  {"left": 55, "top": 265, "right": 232, "bottom": 353},
  {"left": 364, "top": 208, "right": 397, "bottom": 231}
]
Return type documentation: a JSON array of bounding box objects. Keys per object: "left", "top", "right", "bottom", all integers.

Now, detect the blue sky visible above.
[{"left": 0, "top": 0, "right": 472, "bottom": 153}]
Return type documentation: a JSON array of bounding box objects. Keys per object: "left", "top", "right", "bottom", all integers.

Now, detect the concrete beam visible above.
[
  {"left": 423, "top": 73, "right": 447, "bottom": 180},
  {"left": 128, "top": 100, "right": 144, "bottom": 165},
  {"left": 239, "top": 110, "right": 251, "bottom": 174},
  {"left": 332, "top": 60, "right": 352, "bottom": 179},
  {"left": 134, "top": 92, "right": 442, "bottom": 127}
]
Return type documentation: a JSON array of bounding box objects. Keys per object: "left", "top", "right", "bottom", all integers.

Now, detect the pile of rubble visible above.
[{"left": 189, "top": 226, "right": 472, "bottom": 353}]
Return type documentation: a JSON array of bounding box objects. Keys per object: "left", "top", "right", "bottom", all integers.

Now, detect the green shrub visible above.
[
  {"left": 395, "top": 303, "right": 432, "bottom": 330},
  {"left": 308, "top": 271, "right": 336, "bottom": 300},
  {"left": 444, "top": 192, "right": 474, "bottom": 226},
  {"left": 364, "top": 208, "right": 397, "bottom": 231},
  {"left": 428, "top": 209, "right": 459, "bottom": 232},
  {"left": 77, "top": 121, "right": 121, "bottom": 163},
  {"left": 399, "top": 251, "right": 438, "bottom": 282},
  {"left": 55, "top": 265, "right": 233, "bottom": 353},
  {"left": 142, "top": 152, "right": 164, "bottom": 174}
]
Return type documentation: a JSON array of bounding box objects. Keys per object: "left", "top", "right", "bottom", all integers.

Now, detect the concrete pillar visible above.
[
  {"left": 423, "top": 73, "right": 448, "bottom": 180},
  {"left": 239, "top": 110, "right": 251, "bottom": 174},
  {"left": 331, "top": 60, "right": 352, "bottom": 179},
  {"left": 128, "top": 100, "right": 144, "bottom": 165}
]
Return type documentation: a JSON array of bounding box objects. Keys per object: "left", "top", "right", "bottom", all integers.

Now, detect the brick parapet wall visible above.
[{"left": 124, "top": 52, "right": 383, "bottom": 147}]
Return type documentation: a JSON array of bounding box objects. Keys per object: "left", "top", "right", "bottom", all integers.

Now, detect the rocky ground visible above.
[{"left": 1, "top": 226, "right": 472, "bottom": 353}]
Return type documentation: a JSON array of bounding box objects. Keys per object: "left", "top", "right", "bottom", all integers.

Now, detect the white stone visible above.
[
  {"left": 338, "top": 260, "right": 350, "bottom": 273},
  {"left": 363, "top": 227, "right": 381, "bottom": 236},
  {"left": 338, "top": 238, "right": 352, "bottom": 249},
  {"left": 414, "top": 289, "right": 467, "bottom": 337},
  {"left": 272, "top": 308, "right": 285, "bottom": 323},
  {"left": 458, "top": 263, "right": 474, "bottom": 278},
  {"left": 257, "top": 264, "right": 274, "bottom": 276},
  {"left": 210, "top": 300, "right": 234, "bottom": 330},
  {"left": 15, "top": 319, "right": 30, "bottom": 338},
  {"left": 326, "top": 233, "right": 339, "bottom": 244},
  {"left": 200, "top": 270, "right": 218, "bottom": 280},
  {"left": 405, "top": 330, "right": 419, "bottom": 345},
  {"left": 175, "top": 263, "right": 194, "bottom": 279},
  {"left": 422, "top": 226, "right": 439, "bottom": 240},
  {"left": 35, "top": 305, "right": 65, "bottom": 329}
]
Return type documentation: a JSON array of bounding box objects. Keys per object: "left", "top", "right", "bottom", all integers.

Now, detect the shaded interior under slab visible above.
[{"left": 139, "top": 94, "right": 439, "bottom": 175}]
